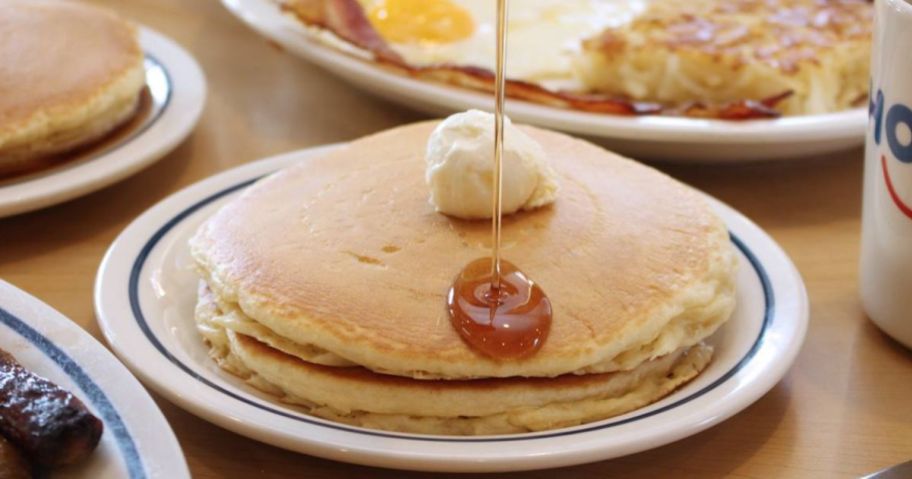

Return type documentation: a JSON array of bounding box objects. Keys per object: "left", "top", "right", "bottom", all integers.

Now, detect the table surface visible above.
[{"left": 2, "top": 0, "right": 911, "bottom": 478}]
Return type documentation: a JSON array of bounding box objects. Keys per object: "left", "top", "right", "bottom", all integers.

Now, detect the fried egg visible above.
[{"left": 360, "top": 0, "right": 646, "bottom": 87}]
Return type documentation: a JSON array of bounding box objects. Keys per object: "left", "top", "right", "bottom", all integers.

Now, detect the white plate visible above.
[
  {"left": 95, "top": 144, "right": 808, "bottom": 473},
  {"left": 221, "top": 0, "right": 865, "bottom": 162},
  {"left": 0, "top": 26, "right": 206, "bottom": 218},
  {"left": 0, "top": 280, "right": 189, "bottom": 479}
]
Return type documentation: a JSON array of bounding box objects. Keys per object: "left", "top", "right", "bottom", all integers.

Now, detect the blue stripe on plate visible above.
[
  {"left": 72, "top": 55, "right": 172, "bottom": 164},
  {"left": 110, "top": 55, "right": 172, "bottom": 154},
  {"left": 0, "top": 307, "right": 146, "bottom": 478},
  {"left": 139, "top": 54, "right": 172, "bottom": 132},
  {"left": 137, "top": 54, "right": 172, "bottom": 135},
  {"left": 128, "top": 176, "right": 774, "bottom": 443}
]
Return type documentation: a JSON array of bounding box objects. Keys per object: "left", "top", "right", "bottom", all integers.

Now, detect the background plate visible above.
[
  {"left": 95, "top": 145, "right": 809, "bottom": 472},
  {"left": 0, "top": 26, "right": 206, "bottom": 218},
  {"left": 221, "top": 0, "right": 865, "bottom": 162},
  {"left": 0, "top": 280, "right": 189, "bottom": 479}
]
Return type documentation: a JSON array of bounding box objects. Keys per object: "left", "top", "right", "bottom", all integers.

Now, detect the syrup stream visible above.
[
  {"left": 490, "top": 0, "right": 508, "bottom": 293},
  {"left": 447, "top": 0, "right": 552, "bottom": 360}
]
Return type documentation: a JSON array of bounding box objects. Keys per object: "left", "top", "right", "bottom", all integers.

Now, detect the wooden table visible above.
[{"left": 2, "top": 1, "right": 910, "bottom": 477}]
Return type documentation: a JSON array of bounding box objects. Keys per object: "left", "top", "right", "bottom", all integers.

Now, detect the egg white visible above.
[{"left": 359, "top": 0, "right": 646, "bottom": 87}]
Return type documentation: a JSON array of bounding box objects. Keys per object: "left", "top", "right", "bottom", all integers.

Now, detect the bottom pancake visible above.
[
  {"left": 197, "top": 293, "right": 713, "bottom": 435},
  {"left": 0, "top": 89, "right": 142, "bottom": 176}
]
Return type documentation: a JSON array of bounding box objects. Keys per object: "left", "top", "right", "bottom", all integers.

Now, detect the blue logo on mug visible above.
[
  {"left": 870, "top": 87, "right": 912, "bottom": 163},
  {"left": 870, "top": 85, "right": 912, "bottom": 219}
]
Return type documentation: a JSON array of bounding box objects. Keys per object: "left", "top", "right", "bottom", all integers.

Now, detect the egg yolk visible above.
[{"left": 368, "top": 0, "right": 475, "bottom": 45}]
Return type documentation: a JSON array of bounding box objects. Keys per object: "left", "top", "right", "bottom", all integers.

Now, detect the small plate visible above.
[
  {"left": 0, "top": 279, "right": 189, "bottom": 479},
  {"left": 221, "top": 0, "right": 865, "bottom": 162},
  {"left": 95, "top": 144, "right": 808, "bottom": 473},
  {"left": 0, "top": 26, "right": 206, "bottom": 218}
]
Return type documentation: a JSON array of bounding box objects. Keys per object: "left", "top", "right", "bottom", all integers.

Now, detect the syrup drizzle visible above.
[
  {"left": 490, "top": 0, "right": 507, "bottom": 291},
  {"left": 447, "top": 0, "right": 552, "bottom": 360},
  {"left": 448, "top": 258, "right": 552, "bottom": 359}
]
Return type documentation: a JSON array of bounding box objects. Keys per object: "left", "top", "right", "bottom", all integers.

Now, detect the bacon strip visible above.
[
  {"left": 284, "top": 0, "right": 403, "bottom": 62},
  {"left": 279, "top": 0, "right": 792, "bottom": 120}
]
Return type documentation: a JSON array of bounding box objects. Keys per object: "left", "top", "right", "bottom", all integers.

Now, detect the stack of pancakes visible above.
[
  {"left": 190, "top": 122, "right": 737, "bottom": 435},
  {"left": 0, "top": 0, "right": 145, "bottom": 175}
]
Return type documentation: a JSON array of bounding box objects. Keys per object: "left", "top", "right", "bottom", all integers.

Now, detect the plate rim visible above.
[
  {"left": 95, "top": 144, "right": 809, "bottom": 472},
  {"left": 125, "top": 189, "right": 772, "bottom": 444},
  {"left": 0, "top": 279, "right": 190, "bottom": 479},
  {"left": 0, "top": 25, "right": 206, "bottom": 218},
  {"left": 219, "top": 0, "right": 866, "bottom": 144}
]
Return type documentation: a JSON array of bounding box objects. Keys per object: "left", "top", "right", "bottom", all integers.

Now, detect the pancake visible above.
[
  {"left": 197, "top": 283, "right": 714, "bottom": 435},
  {"left": 190, "top": 121, "right": 737, "bottom": 381},
  {"left": 575, "top": 0, "right": 873, "bottom": 116},
  {"left": 0, "top": 0, "right": 145, "bottom": 174}
]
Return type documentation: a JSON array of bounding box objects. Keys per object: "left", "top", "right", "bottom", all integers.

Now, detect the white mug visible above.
[{"left": 861, "top": 0, "right": 912, "bottom": 348}]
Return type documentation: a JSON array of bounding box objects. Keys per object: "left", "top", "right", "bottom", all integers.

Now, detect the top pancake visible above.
[
  {"left": 0, "top": 0, "right": 143, "bottom": 159},
  {"left": 191, "top": 121, "right": 735, "bottom": 379}
]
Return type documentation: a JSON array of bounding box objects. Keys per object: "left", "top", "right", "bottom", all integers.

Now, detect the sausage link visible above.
[
  {"left": 0, "top": 434, "right": 31, "bottom": 479},
  {"left": 0, "top": 349, "right": 103, "bottom": 467}
]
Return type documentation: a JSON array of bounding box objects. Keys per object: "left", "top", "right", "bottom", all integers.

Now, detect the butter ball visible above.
[{"left": 425, "top": 110, "right": 559, "bottom": 219}]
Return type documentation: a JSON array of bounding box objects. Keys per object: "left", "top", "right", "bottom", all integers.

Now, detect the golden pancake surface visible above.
[
  {"left": 0, "top": 0, "right": 145, "bottom": 171},
  {"left": 191, "top": 122, "right": 736, "bottom": 380}
]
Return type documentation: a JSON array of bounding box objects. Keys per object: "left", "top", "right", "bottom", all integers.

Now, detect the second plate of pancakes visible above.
[
  {"left": 0, "top": 24, "right": 206, "bottom": 218},
  {"left": 95, "top": 132, "right": 808, "bottom": 472}
]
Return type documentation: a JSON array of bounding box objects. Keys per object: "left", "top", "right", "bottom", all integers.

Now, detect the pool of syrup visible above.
[{"left": 448, "top": 258, "right": 552, "bottom": 359}]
